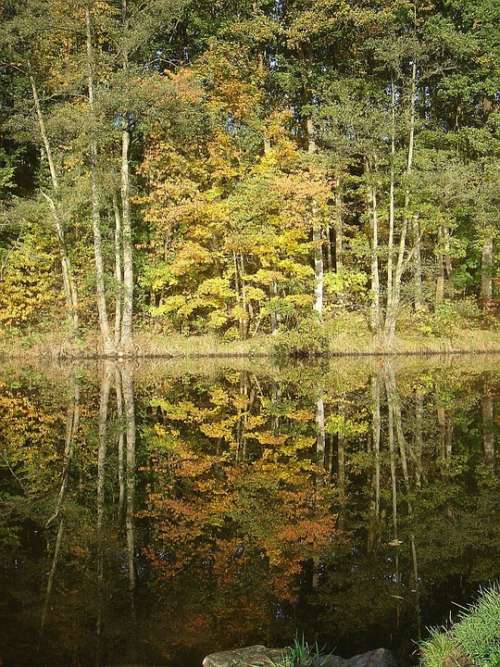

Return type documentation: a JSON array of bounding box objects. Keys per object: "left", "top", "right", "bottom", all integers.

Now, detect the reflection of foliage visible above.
[{"left": 0, "top": 359, "right": 499, "bottom": 665}]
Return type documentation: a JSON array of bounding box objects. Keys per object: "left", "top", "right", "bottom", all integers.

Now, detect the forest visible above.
[{"left": 0, "top": 0, "right": 499, "bottom": 355}]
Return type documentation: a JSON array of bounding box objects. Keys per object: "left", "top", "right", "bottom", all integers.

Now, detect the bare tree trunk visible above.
[
  {"left": 386, "top": 81, "right": 396, "bottom": 326},
  {"left": 120, "top": 124, "right": 133, "bottom": 351},
  {"left": 481, "top": 236, "right": 494, "bottom": 307},
  {"left": 335, "top": 189, "right": 343, "bottom": 273},
  {"left": 307, "top": 117, "right": 323, "bottom": 319},
  {"left": 384, "top": 60, "right": 417, "bottom": 344},
  {"left": 368, "top": 176, "right": 380, "bottom": 334},
  {"left": 435, "top": 227, "right": 445, "bottom": 307},
  {"left": 30, "top": 75, "right": 79, "bottom": 331},
  {"left": 325, "top": 223, "right": 333, "bottom": 271},
  {"left": 413, "top": 218, "right": 423, "bottom": 310},
  {"left": 313, "top": 217, "right": 324, "bottom": 318},
  {"left": 270, "top": 279, "right": 280, "bottom": 334},
  {"left": 239, "top": 254, "right": 249, "bottom": 338},
  {"left": 112, "top": 193, "right": 123, "bottom": 347},
  {"left": 85, "top": 4, "right": 115, "bottom": 355}
]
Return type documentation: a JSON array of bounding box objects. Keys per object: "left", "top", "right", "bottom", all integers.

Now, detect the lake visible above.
[{"left": 0, "top": 356, "right": 498, "bottom": 666}]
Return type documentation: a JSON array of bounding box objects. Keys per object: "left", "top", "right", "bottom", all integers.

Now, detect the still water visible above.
[{"left": 0, "top": 356, "right": 498, "bottom": 667}]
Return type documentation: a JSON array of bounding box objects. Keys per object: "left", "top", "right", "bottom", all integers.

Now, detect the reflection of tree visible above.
[
  {"left": 96, "top": 364, "right": 112, "bottom": 663},
  {"left": 40, "top": 372, "right": 80, "bottom": 637},
  {"left": 0, "top": 359, "right": 499, "bottom": 665},
  {"left": 482, "top": 378, "right": 495, "bottom": 471}
]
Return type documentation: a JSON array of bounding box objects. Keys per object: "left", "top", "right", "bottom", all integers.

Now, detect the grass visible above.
[
  {"left": 0, "top": 310, "right": 499, "bottom": 360},
  {"left": 420, "top": 584, "right": 500, "bottom": 667},
  {"left": 260, "top": 637, "right": 326, "bottom": 667}
]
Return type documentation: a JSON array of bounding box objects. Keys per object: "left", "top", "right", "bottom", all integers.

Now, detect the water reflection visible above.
[{"left": 0, "top": 357, "right": 498, "bottom": 666}]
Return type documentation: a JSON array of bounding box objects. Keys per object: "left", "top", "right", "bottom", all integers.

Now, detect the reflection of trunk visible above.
[
  {"left": 40, "top": 376, "right": 80, "bottom": 636},
  {"left": 482, "top": 387, "right": 495, "bottom": 470},
  {"left": 316, "top": 397, "right": 326, "bottom": 467},
  {"left": 337, "top": 405, "right": 345, "bottom": 500},
  {"left": 96, "top": 365, "right": 112, "bottom": 651},
  {"left": 39, "top": 519, "right": 65, "bottom": 638},
  {"left": 115, "top": 368, "right": 125, "bottom": 517},
  {"left": 415, "top": 390, "right": 423, "bottom": 488},
  {"left": 411, "top": 534, "right": 422, "bottom": 640},
  {"left": 386, "top": 374, "right": 400, "bottom": 627},
  {"left": 386, "top": 364, "right": 412, "bottom": 490},
  {"left": 371, "top": 374, "right": 381, "bottom": 517},
  {"left": 30, "top": 74, "right": 79, "bottom": 332},
  {"left": 236, "top": 373, "right": 248, "bottom": 463},
  {"left": 122, "top": 365, "right": 136, "bottom": 601},
  {"left": 85, "top": 5, "right": 114, "bottom": 355},
  {"left": 387, "top": 381, "right": 399, "bottom": 535},
  {"left": 437, "top": 404, "right": 453, "bottom": 463},
  {"left": 481, "top": 236, "right": 494, "bottom": 307},
  {"left": 47, "top": 379, "right": 80, "bottom": 527}
]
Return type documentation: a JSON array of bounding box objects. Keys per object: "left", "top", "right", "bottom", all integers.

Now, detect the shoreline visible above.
[{"left": 1, "top": 327, "right": 500, "bottom": 362}]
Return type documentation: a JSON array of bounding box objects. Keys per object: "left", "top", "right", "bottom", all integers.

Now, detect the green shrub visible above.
[
  {"left": 414, "top": 298, "right": 483, "bottom": 338},
  {"left": 272, "top": 319, "right": 329, "bottom": 358},
  {"left": 420, "top": 583, "right": 500, "bottom": 666}
]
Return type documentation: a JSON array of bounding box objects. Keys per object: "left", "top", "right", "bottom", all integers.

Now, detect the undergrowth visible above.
[{"left": 420, "top": 584, "right": 500, "bottom": 666}]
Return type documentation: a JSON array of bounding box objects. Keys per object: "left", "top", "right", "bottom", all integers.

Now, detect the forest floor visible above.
[{"left": 1, "top": 319, "right": 500, "bottom": 360}]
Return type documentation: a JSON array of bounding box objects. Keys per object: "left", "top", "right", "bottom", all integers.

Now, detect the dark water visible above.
[{"left": 0, "top": 356, "right": 498, "bottom": 667}]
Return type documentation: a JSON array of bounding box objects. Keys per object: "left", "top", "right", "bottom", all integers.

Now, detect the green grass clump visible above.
[{"left": 421, "top": 584, "right": 500, "bottom": 666}]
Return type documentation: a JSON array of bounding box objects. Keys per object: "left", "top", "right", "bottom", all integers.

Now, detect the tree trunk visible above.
[
  {"left": 30, "top": 75, "right": 79, "bottom": 332},
  {"left": 481, "top": 235, "right": 494, "bottom": 307},
  {"left": 313, "top": 218, "right": 324, "bottom": 317},
  {"left": 385, "top": 61, "right": 417, "bottom": 344},
  {"left": 386, "top": 80, "right": 396, "bottom": 326},
  {"left": 413, "top": 218, "right": 423, "bottom": 310},
  {"left": 120, "top": 126, "right": 133, "bottom": 351},
  {"left": 369, "top": 178, "right": 380, "bottom": 334},
  {"left": 85, "top": 5, "right": 115, "bottom": 355},
  {"left": 335, "top": 189, "right": 343, "bottom": 273},
  {"left": 435, "top": 226, "right": 446, "bottom": 307},
  {"left": 112, "top": 193, "right": 123, "bottom": 348}
]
